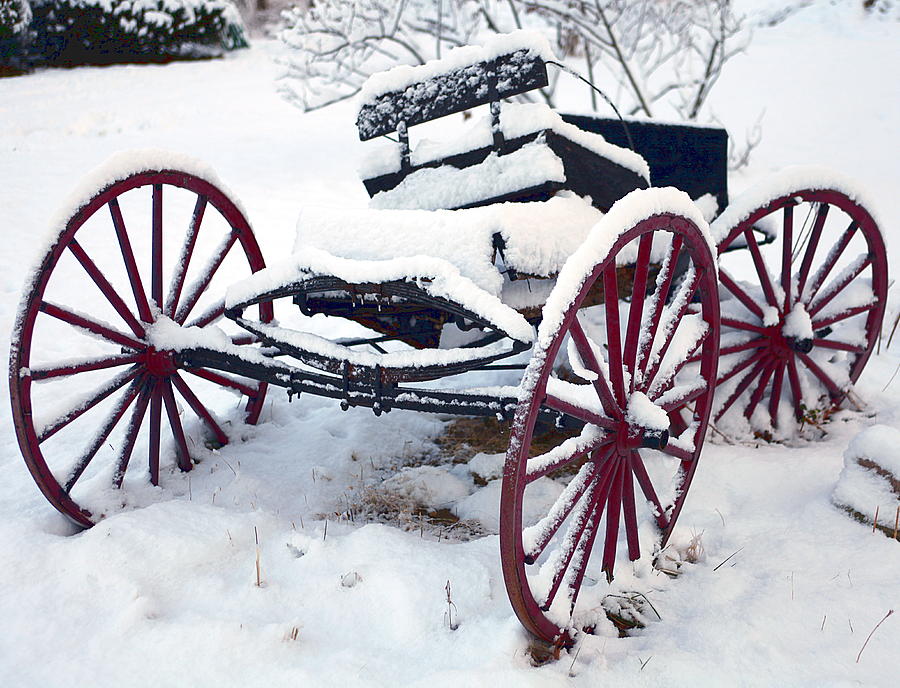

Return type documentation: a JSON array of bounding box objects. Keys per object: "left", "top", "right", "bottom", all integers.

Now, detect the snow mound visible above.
[
  {"left": 833, "top": 425, "right": 900, "bottom": 534},
  {"left": 467, "top": 452, "right": 505, "bottom": 483},
  {"left": 381, "top": 466, "right": 471, "bottom": 510},
  {"left": 453, "top": 476, "right": 564, "bottom": 533}
]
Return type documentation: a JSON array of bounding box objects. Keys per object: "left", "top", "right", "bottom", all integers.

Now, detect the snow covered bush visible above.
[
  {"left": 278, "top": 0, "right": 748, "bottom": 122},
  {"left": 29, "top": 0, "right": 248, "bottom": 65},
  {"left": 0, "top": 0, "right": 32, "bottom": 72}
]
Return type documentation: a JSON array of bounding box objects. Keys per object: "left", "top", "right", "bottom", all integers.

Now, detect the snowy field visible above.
[{"left": 1, "top": 2, "right": 899, "bottom": 686}]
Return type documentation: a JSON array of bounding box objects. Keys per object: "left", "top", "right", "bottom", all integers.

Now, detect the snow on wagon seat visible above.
[{"left": 291, "top": 192, "right": 605, "bottom": 295}]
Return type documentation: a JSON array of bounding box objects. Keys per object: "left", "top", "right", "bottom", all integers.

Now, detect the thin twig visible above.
[
  {"left": 254, "top": 526, "right": 262, "bottom": 587},
  {"left": 713, "top": 547, "right": 743, "bottom": 571},
  {"left": 887, "top": 310, "right": 900, "bottom": 349},
  {"left": 568, "top": 645, "right": 582, "bottom": 677},
  {"left": 856, "top": 610, "right": 894, "bottom": 663}
]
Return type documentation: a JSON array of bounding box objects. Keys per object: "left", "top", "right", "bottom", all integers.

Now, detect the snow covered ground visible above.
[{"left": 1, "top": 1, "right": 898, "bottom": 685}]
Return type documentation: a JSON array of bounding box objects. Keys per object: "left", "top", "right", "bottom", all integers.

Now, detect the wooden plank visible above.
[{"left": 357, "top": 49, "right": 548, "bottom": 140}]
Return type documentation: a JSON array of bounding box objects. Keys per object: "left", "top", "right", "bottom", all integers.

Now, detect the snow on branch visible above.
[
  {"left": 279, "top": 1, "right": 749, "bottom": 125},
  {"left": 278, "top": 0, "right": 507, "bottom": 112},
  {"left": 518, "top": 0, "right": 749, "bottom": 121}
]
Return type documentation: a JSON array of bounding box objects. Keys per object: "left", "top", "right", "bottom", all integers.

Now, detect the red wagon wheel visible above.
[
  {"left": 10, "top": 160, "right": 273, "bottom": 528},
  {"left": 713, "top": 176, "right": 887, "bottom": 435},
  {"left": 500, "top": 193, "right": 720, "bottom": 645}
]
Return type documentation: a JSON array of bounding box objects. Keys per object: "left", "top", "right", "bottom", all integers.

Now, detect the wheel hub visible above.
[
  {"left": 767, "top": 304, "right": 815, "bottom": 359},
  {"left": 614, "top": 421, "right": 669, "bottom": 455},
  {"left": 143, "top": 346, "right": 178, "bottom": 377}
]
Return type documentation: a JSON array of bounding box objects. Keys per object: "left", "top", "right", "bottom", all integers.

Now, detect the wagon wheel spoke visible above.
[
  {"left": 68, "top": 240, "right": 146, "bottom": 338},
  {"left": 794, "top": 203, "right": 829, "bottom": 297},
  {"left": 603, "top": 265, "right": 626, "bottom": 405},
  {"left": 743, "top": 359, "right": 777, "bottom": 420},
  {"left": 151, "top": 184, "right": 164, "bottom": 308},
  {"left": 64, "top": 376, "right": 145, "bottom": 493},
  {"left": 526, "top": 440, "right": 604, "bottom": 484},
  {"left": 40, "top": 301, "right": 144, "bottom": 351},
  {"left": 796, "top": 352, "right": 844, "bottom": 400},
  {"left": 29, "top": 353, "right": 141, "bottom": 381},
  {"left": 661, "top": 443, "right": 694, "bottom": 462},
  {"left": 637, "top": 236, "right": 683, "bottom": 379},
  {"left": 38, "top": 366, "right": 142, "bottom": 443},
  {"left": 600, "top": 460, "right": 625, "bottom": 577},
  {"left": 807, "top": 255, "right": 871, "bottom": 317},
  {"left": 642, "top": 268, "right": 704, "bottom": 394},
  {"left": 715, "top": 358, "right": 769, "bottom": 422},
  {"left": 162, "top": 380, "right": 193, "bottom": 472},
  {"left": 786, "top": 357, "right": 804, "bottom": 418},
  {"left": 768, "top": 362, "right": 786, "bottom": 428},
  {"left": 620, "top": 456, "right": 641, "bottom": 560},
  {"left": 718, "top": 337, "right": 767, "bottom": 357},
  {"left": 650, "top": 330, "right": 709, "bottom": 400},
  {"left": 165, "top": 194, "right": 207, "bottom": 317},
  {"left": 175, "top": 231, "right": 239, "bottom": 324},
  {"left": 184, "top": 299, "right": 226, "bottom": 330},
  {"left": 629, "top": 450, "right": 669, "bottom": 530},
  {"left": 812, "top": 339, "right": 865, "bottom": 354},
  {"left": 658, "top": 381, "right": 707, "bottom": 414},
  {"left": 543, "top": 393, "right": 616, "bottom": 429},
  {"left": 720, "top": 316, "right": 768, "bottom": 336},
  {"left": 718, "top": 269, "right": 764, "bottom": 320},
  {"left": 185, "top": 367, "right": 260, "bottom": 398},
  {"left": 568, "top": 316, "right": 620, "bottom": 418},
  {"left": 623, "top": 233, "right": 654, "bottom": 390},
  {"left": 812, "top": 303, "right": 876, "bottom": 331},
  {"left": 171, "top": 372, "right": 229, "bottom": 446},
  {"left": 781, "top": 205, "right": 793, "bottom": 311},
  {"left": 523, "top": 455, "right": 606, "bottom": 564},
  {"left": 717, "top": 349, "right": 767, "bottom": 386},
  {"left": 109, "top": 198, "right": 153, "bottom": 323},
  {"left": 112, "top": 381, "right": 153, "bottom": 488},
  {"left": 566, "top": 463, "right": 623, "bottom": 607},
  {"left": 148, "top": 379, "right": 163, "bottom": 486},
  {"left": 803, "top": 221, "right": 857, "bottom": 303},
  {"left": 542, "top": 454, "right": 618, "bottom": 609},
  {"left": 744, "top": 227, "right": 779, "bottom": 308}
]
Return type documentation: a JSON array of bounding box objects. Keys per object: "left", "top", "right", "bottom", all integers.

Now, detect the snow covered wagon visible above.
[{"left": 9, "top": 31, "right": 888, "bottom": 646}]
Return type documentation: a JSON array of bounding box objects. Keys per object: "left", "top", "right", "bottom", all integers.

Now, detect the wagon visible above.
[{"left": 10, "top": 31, "right": 887, "bottom": 647}]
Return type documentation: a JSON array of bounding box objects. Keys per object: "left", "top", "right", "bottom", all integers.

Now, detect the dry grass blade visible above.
[
  {"left": 856, "top": 610, "right": 894, "bottom": 663},
  {"left": 713, "top": 547, "right": 743, "bottom": 571}
]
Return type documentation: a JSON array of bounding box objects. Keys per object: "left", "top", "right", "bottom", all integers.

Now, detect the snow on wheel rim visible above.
[
  {"left": 9, "top": 166, "right": 272, "bottom": 528},
  {"left": 500, "top": 191, "right": 720, "bottom": 645},
  {"left": 712, "top": 179, "right": 887, "bottom": 437}
]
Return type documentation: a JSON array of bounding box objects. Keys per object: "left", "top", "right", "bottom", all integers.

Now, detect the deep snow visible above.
[{"left": 1, "top": 1, "right": 899, "bottom": 686}]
